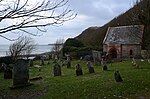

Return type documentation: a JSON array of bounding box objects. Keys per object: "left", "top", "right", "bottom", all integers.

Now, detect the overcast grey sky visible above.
[{"left": 0, "top": 0, "right": 136, "bottom": 45}]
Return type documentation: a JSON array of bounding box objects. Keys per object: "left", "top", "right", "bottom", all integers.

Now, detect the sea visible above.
[{"left": 0, "top": 45, "right": 53, "bottom": 57}]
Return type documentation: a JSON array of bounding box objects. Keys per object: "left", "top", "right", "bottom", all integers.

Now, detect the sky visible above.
[{"left": 0, "top": 0, "right": 137, "bottom": 45}]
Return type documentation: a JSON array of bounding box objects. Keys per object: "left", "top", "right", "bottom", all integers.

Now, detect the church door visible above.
[{"left": 109, "top": 48, "right": 117, "bottom": 59}]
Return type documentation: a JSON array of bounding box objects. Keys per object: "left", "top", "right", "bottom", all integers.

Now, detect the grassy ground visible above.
[{"left": 0, "top": 59, "right": 150, "bottom": 99}]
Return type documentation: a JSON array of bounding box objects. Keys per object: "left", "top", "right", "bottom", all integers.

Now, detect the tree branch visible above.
[{"left": 0, "top": 0, "right": 76, "bottom": 40}]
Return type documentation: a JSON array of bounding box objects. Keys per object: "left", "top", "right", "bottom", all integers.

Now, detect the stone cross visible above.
[
  {"left": 75, "top": 64, "right": 83, "bottom": 76},
  {"left": 53, "top": 64, "right": 61, "bottom": 76},
  {"left": 13, "top": 59, "right": 30, "bottom": 87}
]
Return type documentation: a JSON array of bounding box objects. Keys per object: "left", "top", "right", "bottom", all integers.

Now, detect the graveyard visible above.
[{"left": 0, "top": 59, "right": 150, "bottom": 99}]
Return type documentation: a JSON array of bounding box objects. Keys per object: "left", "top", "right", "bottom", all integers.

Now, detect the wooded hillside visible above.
[{"left": 75, "top": 0, "right": 150, "bottom": 49}]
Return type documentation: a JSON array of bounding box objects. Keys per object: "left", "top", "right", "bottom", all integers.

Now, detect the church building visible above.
[{"left": 103, "top": 25, "right": 144, "bottom": 60}]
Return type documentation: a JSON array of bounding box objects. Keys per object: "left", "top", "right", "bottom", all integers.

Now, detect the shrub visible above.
[{"left": 0, "top": 56, "right": 13, "bottom": 65}]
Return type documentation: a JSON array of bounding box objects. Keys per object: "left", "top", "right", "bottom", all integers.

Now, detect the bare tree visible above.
[
  {"left": 8, "top": 36, "right": 35, "bottom": 61},
  {"left": 0, "top": 0, "right": 76, "bottom": 40},
  {"left": 51, "top": 38, "right": 64, "bottom": 60}
]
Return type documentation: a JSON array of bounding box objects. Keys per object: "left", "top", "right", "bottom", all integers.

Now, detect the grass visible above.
[{"left": 0, "top": 59, "right": 150, "bottom": 99}]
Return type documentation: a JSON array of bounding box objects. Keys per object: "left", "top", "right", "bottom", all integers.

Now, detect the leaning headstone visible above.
[
  {"left": 86, "top": 62, "right": 95, "bottom": 73},
  {"left": 114, "top": 70, "right": 123, "bottom": 82},
  {"left": 75, "top": 64, "right": 83, "bottom": 76},
  {"left": 12, "top": 59, "right": 31, "bottom": 88},
  {"left": 53, "top": 64, "right": 61, "bottom": 76},
  {"left": 101, "top": 58, "right": 107, "bottom": 71}
]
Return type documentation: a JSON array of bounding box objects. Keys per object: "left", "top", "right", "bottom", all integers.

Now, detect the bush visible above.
[
  {"left": 64, "top": 38, "right": 84, "bottom": 47},
  {"left": 0, "top": 56, "right": 13, "bottom": 65}
]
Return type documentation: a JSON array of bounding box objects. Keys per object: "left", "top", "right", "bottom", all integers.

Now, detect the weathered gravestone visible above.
[
  {"left": 86, "top": 62, "right": 95, "bottom": 73},
  {"left": 66, "top": 55, "right": 71, "bottom": 68},
  {"left": 0, "top": 63, "right": 7, "bottom": 72},
  {"left": 101, "top": 58, "right": 107, "bottom": 71},
  {"left": 4, "top": 64, "right": 12, "bottom": 79},
  {"left": 53, "top": 64, "right": 61, "bottom": 76},
  {"left": 61, "top": 60, "right": 65, "bottom": 67},
  {"left": 76, "top": 64, "right": 83, "bottom": 76},
  {"left": 148, "top": 59, "right": 150, "bottom": 64},
  {"left": 132, "top": 58, "right": 139, "bottom": 68},
  {"left": 28, "top": 59, "right": 33, "bottom": 67},
  {"left": 47, "top": 61, "right": 50, "bottom": 65},
  {"left": 40, "top": 56, "right": 45, "bottom": 65},
  {"left": 12, "top": 59, "right": 31, "bottom": 88},
  {"left": 114, "top": 70, "right": 123, "bottom": 82},
  {"left": 53, "top": 54, "right": 58, "bottom": 63},
  {"left": 83, "top": 55, "right": 91, "bottom": 61}
]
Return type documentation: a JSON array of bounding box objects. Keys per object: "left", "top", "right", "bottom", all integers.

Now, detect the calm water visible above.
[{"left": 0, "top": 45, "right": 53, "bottom": 57}]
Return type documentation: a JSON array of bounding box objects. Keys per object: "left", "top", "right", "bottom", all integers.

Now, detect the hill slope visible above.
[{"left": 75, "top": 0, "right": 149, "bottom": 49}]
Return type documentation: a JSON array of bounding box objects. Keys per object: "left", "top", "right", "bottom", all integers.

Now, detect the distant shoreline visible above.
[
  {"left": 0, "top": 51, "right": 51, "bottom": 58},
  {"left": 0, "top": 45, "right": 53, "bottom": 57}
]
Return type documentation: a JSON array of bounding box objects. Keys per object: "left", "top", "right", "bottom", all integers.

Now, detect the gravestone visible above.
[
  {"left": 53, "top": 64, "right": 61, "bottom": 76},
  {"left": 114, "top": 70, "right": 123, "bottom": 82},
  {"left": 83, "top": 55, "right": 91, "bottom": 61},
  {"left": 4, "top": 66, "right": 12, "bottom": 79},
  {"left": 132, "top": 58, "right": 139, "bottom": 68},
  {"left": 60, "top": 60, "right": 65, "bottom": 67},
  {"left": 53, "top": 54, "right": 58, "bottom": 63},
  {"left": 40, "top": 56, "right": 45, "bottom": 65},
  {"left": 148, "top": 59, "right": 150, "bottom": 64},
  {"left": 0, "top": 63, "right": 7, "bottom": 72},
  {"left": 75, "top": 64, "right": 83, "bottom": 76},
  {"left": 66, "top": 55, "right": 71, "bottom": 68},
  {"left": 47, "top": 61, "right": 50, "bottom": 65},
  {"left": 55, "top": 54, "right": 58, "bottom": 60},
  {"left": 12, "top": 59, "right": 30, "bottom": 87},
  {"left": 28, "top": 59, "right": 33, "bottom": 66},
  {"left": 86, "top": 62, "right": 95, "bottom": 73},
  {"left": 67, "top": 61, "right": 71, "bottom": 68},
  {"left": 101, "top": 58, "right": 107, "bottom": 71}
]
